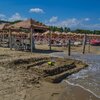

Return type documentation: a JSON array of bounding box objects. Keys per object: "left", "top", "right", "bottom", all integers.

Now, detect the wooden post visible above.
[
  {"left": 21, "top": 32, "right": 24, "bottom": 50},
  {"left": 82, "top": 34, "right": 87, "bottom": 54},
  {"left": 0, "top": 32, "right": 2, "bottom": 46},
  {"left": 30, "top": 26, "right": 35, "bottom": 52},
  {"left": 88, "top": 37, "right": 90, "bottom": 53},
  {"left": 49, "top": 31, "right": 52, "bottom": 51},
  {"left": 7, "top": 31, "right": 9, "bottom": 47},
  {"left": 9, "top": 29, "right": 12, "bottom": 50},
  {"left": 13, "top": 34, "right": 15, "bottom": 49},
  {"left": 68, "top": 39, "right": 71, "bottom": 56},
  {"left": 2, "top": 31, "right": 5, "bottom": 47}
]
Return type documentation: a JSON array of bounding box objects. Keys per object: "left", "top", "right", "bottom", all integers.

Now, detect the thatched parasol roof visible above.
[
  {"left": 43, "top": 31, "right": 50, "bottom": 35},
  {"left": 0, "top": 23, "right": 10, "bottom": 30},
  {"left": 54, "top": 31, "right": 62, "bottom": 35},
  {"left": 8, "top": 19, "right": 49, "bottom": 30}
]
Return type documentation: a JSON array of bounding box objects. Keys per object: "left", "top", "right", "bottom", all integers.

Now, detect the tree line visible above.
[
  {"left": 73, "top": 29, "right": 100, "bottom": 35},
  {"left": 49, "top": 26, "right": 71, "bottom": 32},
  {"left": 49, "top": 26, "right": 100, "bottom": 35}
]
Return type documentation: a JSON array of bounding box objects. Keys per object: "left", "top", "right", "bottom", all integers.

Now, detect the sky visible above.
[{"left": 0, "top": 0, "right": 100, "bottom": 30}]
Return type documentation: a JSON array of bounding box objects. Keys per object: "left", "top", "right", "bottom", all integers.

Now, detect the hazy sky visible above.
[{"left": 0, "top": 0, "right": 100, "bottom": 30}]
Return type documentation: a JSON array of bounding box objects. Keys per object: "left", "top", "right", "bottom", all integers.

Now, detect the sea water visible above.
[{"left": 67, "top": 54, "right": 100, "bottom": 98}]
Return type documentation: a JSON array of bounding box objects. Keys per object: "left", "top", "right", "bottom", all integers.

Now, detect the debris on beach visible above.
[{"left": 1, "top": 56, "right": 88, "bottom": 83}]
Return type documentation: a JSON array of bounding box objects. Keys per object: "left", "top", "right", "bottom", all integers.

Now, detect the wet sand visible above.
[{"left": 59, "top": 81, "right": 100, "bottom": 100}]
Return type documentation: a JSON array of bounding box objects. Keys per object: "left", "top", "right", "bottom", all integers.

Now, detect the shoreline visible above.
[
  {"left": 64, "top": 80, "right": 100, "bottom": 99},
  {"left": 57, "top": 80, "right": 100, "bottom": 100}
]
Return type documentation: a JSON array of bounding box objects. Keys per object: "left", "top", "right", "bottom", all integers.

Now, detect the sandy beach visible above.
[
  {"left": 0, "top": 0, "right": 100, "bottom": 99},
  {"left": 35, "top": 44, "right": 100, "bottom": 55},
  {"left": 0, "top": 46, "right": 99, "bottom": 100},
  {"left": 0, "top": 65, "right": 99, "bottom": 100}
]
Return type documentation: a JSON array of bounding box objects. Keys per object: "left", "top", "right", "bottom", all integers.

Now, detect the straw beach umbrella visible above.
[{"left": 8, "top": 19, "right": 49, "bottom": 52}]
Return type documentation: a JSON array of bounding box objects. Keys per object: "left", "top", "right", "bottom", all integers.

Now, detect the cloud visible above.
[
  {"left": 46, "top": 18, "right": 80, "bottom": 27},
  {"left": 45, "top": 17, "right": 100, "bottom": 30},
  {"left": 29, "top": 8, "right": 44, "bottom": 13},
  {"left": 49, "top": 16, "right": 58, "bottom": 23},
  {"left": 84, "top": 18, "right": 90, "bottom": 21},
  {"left": 58, "top": 18, "right": 100, "bottom": 30},
  {"left": 59, "top": 18, "right": 80, "bottom": 27},
  {"left": 82, "top": 24, "right": 100, "bottom": 30},
  {"left": 8, "top": 13, "right": 27, "bottom": 21},
  {"left": 0, "top": 14, "right": 6, "bottom": 20}
]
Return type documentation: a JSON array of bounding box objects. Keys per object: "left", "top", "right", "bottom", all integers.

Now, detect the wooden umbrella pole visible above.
[
  {"left": 49, "top": 30, "right": 52, "bottom": 51},
  {"left": 82, "top": 34, "right": 87, "bottom": 54},
  {"left": 30, "top": 26, "right": 35, "bottom": 52},
  {"left": 68, "top": 39, "right": 71, "bottom": 56},
  {"left": 2, "top": 30, "right": 5, "bottom": 47},
  {"left": 9, "top": 29, "right": 12, "bottom": 50},
  {"left": 33, "top": 29, "right": 35, "bottom": 50},
  {"left": 30, "top": 27, "right": 32, "bottom": 52},
  {"left": 88, "top": 37, "right": 91, "bottom": 53}
]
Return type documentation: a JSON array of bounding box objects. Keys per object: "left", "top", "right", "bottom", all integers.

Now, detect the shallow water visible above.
[
  {"left": 67, "top": 54, "right": 100, "bottom": 97},
  {"left": 50, "top": 52, "right": 100, "bottom": 99}
]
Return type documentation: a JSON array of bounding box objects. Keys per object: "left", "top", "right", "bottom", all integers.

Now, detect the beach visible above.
[
  {"left": 0, "top": 46, "right": 100, "bottom": 100},
  {"left": 0, "top": 65, "right": 99, "bottom": 100},
  {"left": 0, "top": 0, "right": 100, "bottom": 99}
]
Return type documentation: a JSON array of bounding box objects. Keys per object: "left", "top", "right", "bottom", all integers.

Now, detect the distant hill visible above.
[
  {"left": 0, "top": 20, "right": 22, "bottom": 24},
  {"left": 0, "top": 20, "right": 45, "bottom": 25},
  {"left": 0, "top": 20, "right": 10, "bottom": 24}
]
